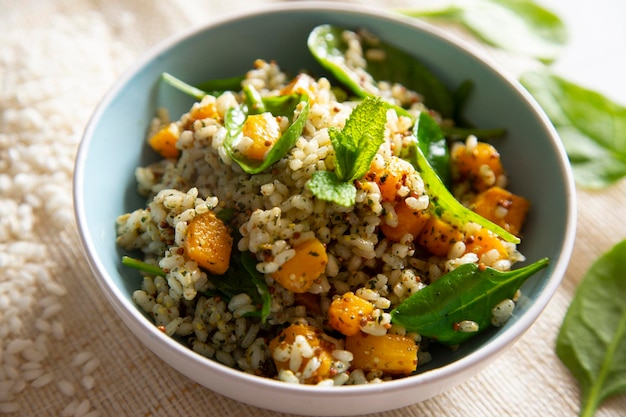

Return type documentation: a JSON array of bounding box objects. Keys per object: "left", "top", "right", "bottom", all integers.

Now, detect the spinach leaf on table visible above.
[
  {"left": 556, "top": 239, "right": 626, "bottom": 417},
  {"left": 399, "top": 0, "right": 568, "bottom": 63},
  {"left": 520, "top": 69, "right": 626, "bottom": 189},
  {"left": 391, "top": 257, "right": 549, "bottom": 345}
]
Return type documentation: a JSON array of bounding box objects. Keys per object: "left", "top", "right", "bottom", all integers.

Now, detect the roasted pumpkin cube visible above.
[
  {"left": 471, "top": 186, "right": 530, "bottom": 236},
  {"left": 346, "top": 332, "right": 418, "bottom": 375},
  {"left": 328, "top": 292, "right": 375, "bottom": 336},
  {"left": 271, "top": 238, "right": 328, "bottom": 293},
  {"left": 184, "top": 212, "right": 232, "bottom": 275}
]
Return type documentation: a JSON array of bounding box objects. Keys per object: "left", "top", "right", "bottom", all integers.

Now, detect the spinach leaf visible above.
[
  {"left": 307, "top": 96, "right": 387, "bottom": 207},
  {"left": 307, "top": 24, "right": 455, "bottom": 119},
  {"left": 413, "top": 111, "right": 451, "bottom": 187},
  {"left": 556, "top": 240, "right": 626, "bottom": 417},
  {"left": 520, "top": 69, "right": 626, "bottom": 189},
  {"left": 161, "top": 72, "right": 246, "bottom": 99},
  {"left": 391, "top": 257, "right": 549, "bottom": 345},
  {"left": 399, "top": 0, "right": 568, "bottom": 63},
  {"left": 224, "top": 95, "right": 310, "bottom": 174},
  {"left": 405, "top": 127, "right": 520, "bottom": 243},
  {"left": 122, "top": 252, "right": 271, "bottom": 323},
  {"left": 196, "top": 75, "right": 245, "bottom": 95},
  {"left": 207, "top": 251, "right": 271, "bottom": 323}
]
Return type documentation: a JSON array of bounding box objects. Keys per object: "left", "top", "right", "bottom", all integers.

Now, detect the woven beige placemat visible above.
[{"left": 1, "top": 0, "right": 625, "bottom": 416}]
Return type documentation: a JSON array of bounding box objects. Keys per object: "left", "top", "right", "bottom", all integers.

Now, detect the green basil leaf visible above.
[
  {"left": 224, "top": 95, "right": 310, "bottom": 174},
  {"left": 520, "top": 69, "right": 626, "bottom": 189},
  {"left": 556, "top": 240, "right": 626, "bottom": 417},
  {"left": 307, "top": 24, "right": 455, "bottom": 118},
  {"left": 400, "top": 0, "right": 567, "bottom": 63},
  {"left": 405, "top": 137, "right": 520, "bottom": 243},
  {"left": 196, "top": 75, "right": 245, "bottom": 95},
  {"left": 413, "top": 111, "right": 451, "bottom": 187},
  {"left": 331, "top": 96, "right": 388, "bottom": 181},
  {"left": 391, "top": 257, "right": 549, "bottom": 345},
  {"left": 307, "top": 171, "right": 357, "bottom": 207}
]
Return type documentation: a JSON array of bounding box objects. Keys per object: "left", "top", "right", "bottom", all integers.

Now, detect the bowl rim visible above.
[{"left": 74, "top": 0, "right": 577, "bottom": 400}]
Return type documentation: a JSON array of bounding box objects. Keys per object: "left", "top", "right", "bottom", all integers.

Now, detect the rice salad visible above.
[{"left": 115, "top": 26, "right": 543, "bottom": 386}]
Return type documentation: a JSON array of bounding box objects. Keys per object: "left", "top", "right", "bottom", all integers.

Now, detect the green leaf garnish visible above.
[
  {"left": 520, "top": 68, "right": 626, "bottom": 189},
  {"left": 224, "top": 95, "right": 310, "bottom": 174},
  {"left": 307, "top": 171, "right": 357, "bottom": 207},
  {"left": 413, "top": 111, "right": 452, "bottom": 187},
  {"left": 307, "top": 24, "right": 455, "bottom": 119},
  {"left": 330, "top": 96, "right": 388, "bottom": 181},
  {"left": 556, "top": 239, "right": 626, "bottom": 417},
  {"left": 391, "top": 257, "right": 549, "bottom": 345},
  {"left": 307, "top": 96, "right": 387, "bottom": 207},
  {"left": 406, "top": 117, "right": 520, "bottom": 243},
  {"left": 399, "top": 0, "right": 568, "bottom": 63},
  {"left": 204, "top": 251, "right": 271, "bottom": 323}
]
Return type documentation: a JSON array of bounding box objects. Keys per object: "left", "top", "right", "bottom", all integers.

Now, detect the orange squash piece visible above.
[
  {"left": 240, "top": 112, "right": 281, "bottom": 161},
  {"left": 190, "top": 101, "right": 219, "bottom": 121},
  {"left": 280, "top": 73, "right": 319, "bottom": 104},
  {"left": 148, "top": 122, "right": 180, "bottom": 159},
  {"left": 271, "top": 239, "right": 328, "bottom": 293},
  {"left": 346, "top": 332, "right": 418, "bottom": 375},
  {"left": 418, "top": 216, "right": 464, "bottom": 257},
  {"left": 452, "top": 141, "right": 504, "bottom": 191},
  {"left": 184, "top": 212, "right": 232, "bottom": 275},
  {"left": 471, "top": 186, "right": 530, "bottom": 236},
  {"left": 328, "top": 292, "right": 375, "bottom": 336},
  {"left": 365, "top": 156, "right": 410, "bottom": 202},
  {"left": 269, "top": 323, "right": 335, "bottom": 384},
  {"left": 465, "top": 227, "right": 507, "bottom": 259},
  {"left": 380, "top": 200, "right": 431, "bottom": 242}
]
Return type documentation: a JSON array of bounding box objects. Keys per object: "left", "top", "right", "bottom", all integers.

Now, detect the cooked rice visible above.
[{"left": 116, "top": 29, "right": 527, "bottom": 385}]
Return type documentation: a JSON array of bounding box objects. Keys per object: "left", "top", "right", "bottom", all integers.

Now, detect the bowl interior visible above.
[{"left": 74, "top": 2, "right": 575, "bottom": 410}]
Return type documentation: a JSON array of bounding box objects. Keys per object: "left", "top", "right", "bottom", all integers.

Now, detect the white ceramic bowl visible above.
[{"left": 74, "top": 2, "right": 576, "bottom": 415}]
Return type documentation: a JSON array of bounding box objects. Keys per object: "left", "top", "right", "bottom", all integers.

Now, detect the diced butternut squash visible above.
[
  {"left": 365, "top": 156, "right": 411, "bottom": 202},
  {"left": 418, "top": 216, "right": 464, "bottom": 257},
  {"left": 345, "top": 332, "right": 418, "bottom": 375},
  {"left": 452, "top": 141, "right": 503, "bottom": 191},
  {"left": 380, "top": 200, "right": 431, "bottom": 242},
  {"left": 470, "top": 186, "right": 530, "bottom": 236},
  {"left": 280, "top": 73, "right": 319, "bottom": 104},
  {"left": 328, "top": 292, "right": 375, "bottom": 336},
  {"left": 190, "top": 101, "right": 219, "bottom": 121},
  {"left": 271, "top": 238, "right": 328, "bottom": 293},
  {"left": 269, "top": 323, "right": 335, "bottom": 384},
  {"left": 240, "top": 112, "right": 281, "bottom": 161},
  {"left": 465, "top": 227, "right": 507, "bottom": 259},
  {"left": 184, "top": 212, "right": 232, "bottom": 275},
  {"left": 148, "top": 122, "right": 180, "bottom": 159}
]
